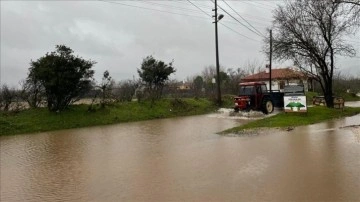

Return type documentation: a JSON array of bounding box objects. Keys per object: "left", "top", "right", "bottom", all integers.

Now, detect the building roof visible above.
[
  {"left": 241, "top": 68, "right": 308, "bottom": 82},
  {"left": 239, "top": 82, "right": 266, "bottom": 86}
]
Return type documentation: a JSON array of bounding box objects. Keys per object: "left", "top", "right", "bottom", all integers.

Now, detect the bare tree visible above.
[
  {"left": 113, "top": 79, "right": 140, "bottom": 102},
  {"left": 243, "top": 59, "right": 264, "bottom": 75},
  {"left": 98, "top": 70, "right": 114, "bottom": 108},
  {"left": 0, "top": 85, "right": 16, "bottom": 111},
  {"left": 201, "top": 65, "right": 231, "bottom": 97},
  {"left": 268, "top": 0, "right": 359, "bottom": 107},
  {"left": 226, "top": 68, "right": 246, "bottom": 94},
  {"left": 333, "top": 70, "right": 360, "bottom": 94},
  {"left": 201, "top": 65, "right": 217, "bottom": 84},
  {"left": 338, "top": 0, "right": 360, "bottom": 7},
  {"left": 193, "top": 75, "right": 204, "bottom": 97},
  {"left": 19, "top": 75, "right": 44, "bottom": 108}
]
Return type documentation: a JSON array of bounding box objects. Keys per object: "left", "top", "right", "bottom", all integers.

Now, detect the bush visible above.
[
  {"left": 28, "top": 45, "right": 95, "bottom": 111},
  {"left": 113, "top": 80, "right": 139, "bottom": 102},
  {"left": 0, "top": 85, "right": 16, "bottom": 111}
]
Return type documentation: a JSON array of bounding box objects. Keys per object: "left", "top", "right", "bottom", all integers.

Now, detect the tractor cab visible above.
[{"left": 234, "top": 82, "right": 274, "bottom": 114}]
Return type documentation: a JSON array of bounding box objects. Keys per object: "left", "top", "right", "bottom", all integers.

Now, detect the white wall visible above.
[
  {"left": 262, "top": 79, "right": 308, "bottom": 92},
  {"left": 263, "top": 81, "right": 280, "bottom": 91}
]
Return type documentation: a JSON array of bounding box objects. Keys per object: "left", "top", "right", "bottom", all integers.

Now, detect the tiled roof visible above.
[{"left": 241, "top": 68, "right": 308, "bottom": 82}]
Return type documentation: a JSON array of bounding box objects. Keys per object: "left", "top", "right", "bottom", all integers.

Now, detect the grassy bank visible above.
[
  {"left": 221, "top": 106, "right": 360, "bottom": 134},
  {"left": 337, "top": 92, "right": 360, "bottom": 101},
  {"left": 305, "top": 91, "right": 360, "bottom": 104},
  {"left": 0, "top": 98, "right": 217, "bottom": 136}
]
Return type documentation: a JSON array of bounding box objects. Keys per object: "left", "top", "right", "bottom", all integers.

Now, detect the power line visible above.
[
  {"left": 186, "top": 0, "right": 273, "bottom": 24},
  {"left": 186, "top": 0, "right": 212, "bottom": 17},
  {"left": 241, "top": 1, "right": 276, "bottom": 10},
  {"left": 98, "top": 0, "right": 209, "bottom": 20},
  {"left": 131, "top": 0, "right": 204, "bottom": 14},
  {"left": 99, "top": 0, "right": 261, "bottom": 42},
  {"left": 135, "top": 0, "right": 271, "bottom": 27},
  {"left": 221, "top": 0, "right": 265, "bottom": 37},
  {"left": 187, "top": 0, "right": 261, "bottom": 42},
  {"left": 172, "top": 0, "right": 214, "bottom": 9},
  {"left": 138, "top": 0, "right": 270, "bottom": 27},
  {"left": 239, "top": 12, "right": 273, "bottom": 23},
  {"left": 99, "top": 0, "right": 263, "bottom": 27},
  {"left": 210, "top": 0, "right": 264, "bottom": 37},
  {"left": 220, "top": 23, "right": 261, "bottom": 42},
  {"left": 183, "top": 0, "right": 274, "bottom": 27},
  {"left": 191, "top": 2, "right": 214, "bottom": 9},
  {"left": 250, "top": 1, "right": 277, "bottom": 9}
]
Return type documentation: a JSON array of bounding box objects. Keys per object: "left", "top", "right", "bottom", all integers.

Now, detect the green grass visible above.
[
  {"left": 221, "top": 106, "right": 360, "bottom": 134},
  {"left": 337, "top": 92, "right": 360, "bottom": 101},
  {"left": 221, "top": 94, "right": 236, "bottom": 108},
  {"left": 306, "top": 91, "right": 360, "bottom": 104},
  {"left": 0, "top": 98, "right": 217, "bottom": 136},
  {"left": 306, "top": 91, "right": 319, "bottom": 105}
]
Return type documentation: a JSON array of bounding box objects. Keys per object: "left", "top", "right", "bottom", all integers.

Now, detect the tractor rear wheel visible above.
[{"left": 261, "top": 99, "right": 274, "bottom": 114}]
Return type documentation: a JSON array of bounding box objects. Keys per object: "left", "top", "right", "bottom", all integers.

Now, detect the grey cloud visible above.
[{"left": 1, "top": 1, "right": 359, "bottom": 87}]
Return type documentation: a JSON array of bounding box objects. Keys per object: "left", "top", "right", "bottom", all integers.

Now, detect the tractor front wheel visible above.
[{"left": 234, "top": 107, "right": 239, "bottom": 112}]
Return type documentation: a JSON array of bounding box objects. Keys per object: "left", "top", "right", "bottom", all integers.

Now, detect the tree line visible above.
[
  {"left": 1, "top": 44, "right": 358, "bottom": 114},
  {"left": 1, "top": 0, "right": 359, "bottom": 111},
  {"left": 0, "top": 44, "right": 266, "bottom": 112}
]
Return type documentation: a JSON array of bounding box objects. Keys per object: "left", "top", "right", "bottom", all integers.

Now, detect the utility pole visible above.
[
  {"left": 269, "top": 29, "right": 273, "bottom": 92},
  {"left": 213, "top": 0, "right": 222, "bottom": 106}
]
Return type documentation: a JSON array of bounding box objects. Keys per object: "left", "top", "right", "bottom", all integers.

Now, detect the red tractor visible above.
[{"left": 234, "top": 82, "right": 284, "bottom": 114}]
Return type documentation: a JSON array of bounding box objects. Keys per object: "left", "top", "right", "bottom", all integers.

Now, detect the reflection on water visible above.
[{"left": 1, "top": 113, "right": 360, "bottom": 201}]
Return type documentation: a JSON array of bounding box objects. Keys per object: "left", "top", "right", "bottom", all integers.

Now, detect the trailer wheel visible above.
[{"left": 262, "top": 99, "right": 274, "bottom": 114}]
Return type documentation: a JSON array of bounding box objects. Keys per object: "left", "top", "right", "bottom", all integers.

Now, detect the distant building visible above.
[
  {"left": 177, "top": 82, "right": 192, "bottom": 90},
  {"left": 241, "top": 67, "right": 313, "bottom": 92}
]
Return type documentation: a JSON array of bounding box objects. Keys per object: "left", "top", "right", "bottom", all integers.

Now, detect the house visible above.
[
  {"left": 241, "top": 67, "right": 313, "bottom": 92},
  {"left": 177, "top": 82, "right": 192, "bottom": 90}
]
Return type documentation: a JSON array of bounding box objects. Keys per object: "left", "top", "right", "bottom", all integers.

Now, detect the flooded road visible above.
[{"left": 1, "top": 110, "right": 360, "bottom": 201}]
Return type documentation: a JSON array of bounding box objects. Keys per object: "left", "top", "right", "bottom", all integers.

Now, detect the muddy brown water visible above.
[{"left": 1, "top": 105, "right": 360, "bottom": 201}]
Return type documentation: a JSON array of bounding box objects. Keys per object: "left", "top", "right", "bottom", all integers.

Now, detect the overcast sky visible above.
[{"left": 1, "top": 0, "right": 359, "bottom": 87}]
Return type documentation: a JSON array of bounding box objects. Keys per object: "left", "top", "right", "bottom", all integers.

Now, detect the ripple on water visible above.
[{"left": 1, "top": 114, "right": 360, "bottom": 201}]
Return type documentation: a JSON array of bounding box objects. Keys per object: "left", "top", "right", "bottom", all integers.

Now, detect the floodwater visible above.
[{"left": 1, "top": 106, "right": 360, "bottom": 201}]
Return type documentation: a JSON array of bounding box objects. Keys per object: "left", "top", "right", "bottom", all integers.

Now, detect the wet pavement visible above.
[{"left": 1, "top": 103, "right": 360, "bottom": 201}]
